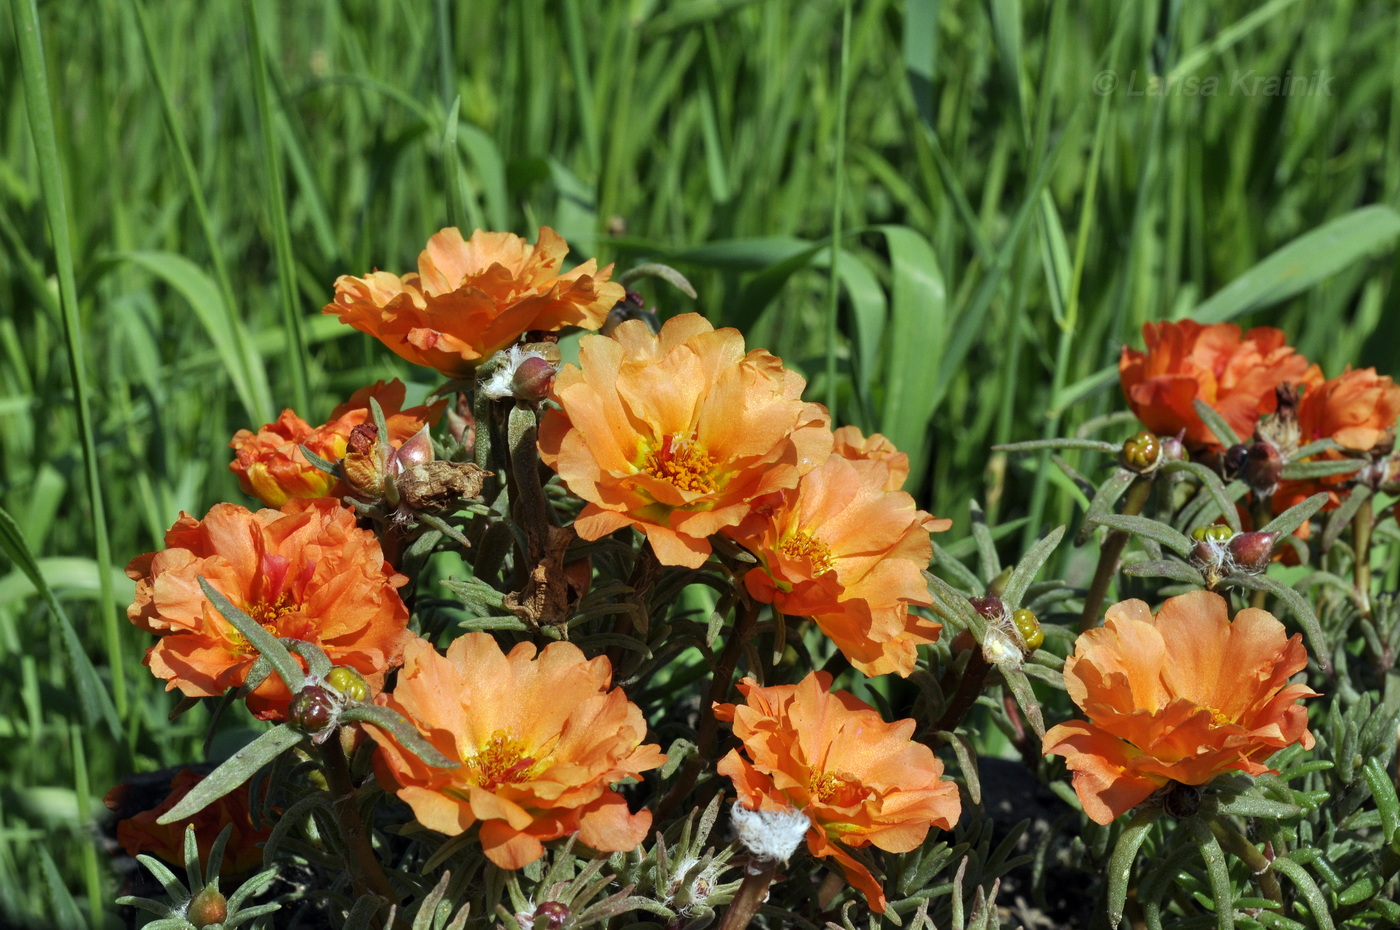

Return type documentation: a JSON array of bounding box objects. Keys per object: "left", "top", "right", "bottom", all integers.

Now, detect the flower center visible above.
[
  {"left": 808, "top": 770, "right": 869, "bottom": 807},
  {"left": 780, "top": 531, "right": 835, "bottom": 576},
  {"left": 642, "top": 434, "right": 717, "bottom": 493},
  {"left": 226, "top": 593, "right": 295, "bottom": 653},
  {"left": 468, "top": 730, "right": 541, "bottom": 791}
]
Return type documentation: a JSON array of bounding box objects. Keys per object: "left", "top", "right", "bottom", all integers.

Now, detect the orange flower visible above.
[
  {"left": 324, "top": 227, "right": 624, "bottom": 377},
  {"left": 105, "top": 769, "right": 271, "bottom": 877},
  {"left": 1296, "top": 367, "right": 1400, "bottom": 453},
  {"left": 229, "top": 379, "right": 446, "bottom": 507},
  {"left": 126, "top": 498, "right": 411, "bottom": 719},
  {"left": 538, "top": 313, "right": 833, "bottom": 568},
  {"left": 1119, "top": 321, "right": 1319, "bottom": 450},
  {"left": 367, "top": 634, "right": 665, "bottom": 870},
  {"left": 715, "top": 672, "right": 961, "bottom": 913},
  {"left": 728, "top": 428, "right": 950, "bottom": 677},
  {"left": 1042, "top": 591, "right": 1317, "bottom": 825}
]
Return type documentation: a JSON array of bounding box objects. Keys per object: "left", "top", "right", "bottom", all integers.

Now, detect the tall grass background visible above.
[{"left": 3, "top": 0, "right": 1399, "bottom": 924}]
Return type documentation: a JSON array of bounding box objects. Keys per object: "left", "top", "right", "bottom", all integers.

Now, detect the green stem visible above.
[
  {"left": 716, "top": 859, "right": 781, "bottom": 930},
  {"left": 931, "top": 649, "right": 992, "bottom": 736},
  {"left": 321, "top": 738, "right": 400, "bottom": 911},
  {"left": 1080, "top": 474, "right": 1153, "bottom": 628},
  {"left": 1208, "top": 817, "right": 1281, "bottom": 906},
  {"left": 1353, "top": 494, "right": 1374, "bottom": 619},
  {"left": 657, "top": 597, "right": 760, "bottom": 821}
]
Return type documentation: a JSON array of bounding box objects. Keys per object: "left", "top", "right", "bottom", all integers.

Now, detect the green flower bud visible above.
[
  {"left": 188, "top": 885, "right": 228, "bottom": 929},
  {"left": 325, "top": 666, "right": 369, "bottom": 702},
  {"left": 1012, "top": 608, "right": 1044, "bottom": 651},
  {"left": 1121, "top": 431, "right": 1163, "bottom": 473}
]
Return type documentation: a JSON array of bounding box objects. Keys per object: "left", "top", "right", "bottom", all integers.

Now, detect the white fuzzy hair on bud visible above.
[
  {"left": 479, "top": 344, "right": 553, "bottom": 401},
  {"left": 731, "top": 801, "right": 809, "bottom": 863}
]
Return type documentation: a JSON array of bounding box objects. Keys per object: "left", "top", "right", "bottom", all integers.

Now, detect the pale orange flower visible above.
[
  {"left": 727, "top": 428, "right": 950, "bottom": 676},
  {"left": 105, "top": 769, "right": 271, "bottom": 877},
  {"left": 1119, "top": 321, "right": 1319, "bottom": 450},
  {"left": 324, "top": 227, "right": 624, "bottom": 377},
  {"left": 229, "top": 379, "right": 446, "bottom": 507},
  {"left": 1042, "top": 591, "right": 1316, "bottom": 825},
  {"left": 126, "top": 498, "right": 411, "bottom": 719},
  {"left": 367, "top": 634, "right": 665, "bottom": 870},
  {"left": 715, "top": 672, "right": 961, "bottom": 913},
  {"left": 538, "top": 313, "right": 833, "bottom": 568}
]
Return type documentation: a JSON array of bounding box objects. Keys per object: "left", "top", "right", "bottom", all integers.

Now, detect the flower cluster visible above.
[{"left": 540, "top": 312, "right": 951, "bottom": 675}]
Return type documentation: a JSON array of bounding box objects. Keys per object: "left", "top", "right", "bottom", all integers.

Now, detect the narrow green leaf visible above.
[
  {"left": 1161, "top": 461, "right": 1243, "bottom": 532},
  {"left": 1089, "top": 513, "right": 1193, "bottom": 558},
  {"left": 1212, "top": 795, "right": 1306, "bottom": 820},
  {"left": 340, "top": 704, "right": 460, "bottom": 769},
  {"left": 1077, "top": 467, "right": 1136, "bottom": 545},
  {"left": 993, "top": 438, "right": 1120, "bottom": 454},
  {"left": 0, "top": 506, "right": 120, "bottom": 739},
  {"left": 1187, "top": 817, "right": 1234, "bottom": 930},
  {"left": 1320, "top": 485, "right": 1373, "bottom": 552},
  {"left": 157, "top": 726, "right": 303, "bottom": 825},
  {"left": 1260, "top": 492, "right": 1330, "bottom": 538},
  {"left": 1001, "top": 525, "right": 1065, "bottom": 609},
  {"left": 1279, "top": 459, "right": 1363, "bottom": 480},
  {"left": 1000, "top": 663, "right": 1045, "bottom": 738},
  {"left": 1192, "top": 399, "right": 1241, "bottom": 448},
  {"left": 1107, "top": 809, "right": 1161, "bottom": 928},
  {"left": 1362, "top": 757, "right": 1400, "bottom": 845},
  {"left": 198, "top": 576, "right": 305, "bottom": 692},
  {"left": 1270, "top": 857, "right": 1336, "bottom": 930},
  {"left": 1122, "top": 559, "right": 1206, "bottom": 586},
  {"left": 1190, "top": 206, "right": 1400, "bottom": 324}
]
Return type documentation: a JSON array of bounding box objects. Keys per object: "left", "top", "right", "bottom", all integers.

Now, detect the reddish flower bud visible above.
[
  {"left": 289, "top": 685, "right": 337, "bottom": 736},
  {"left": 1223, "top": 443, "right": 1250, "bottom": 479},
  {"left": 512, "top": 355, "right": 558, "bottom": 401},
  {"left": 347, "top": 422, "right": 378, "bottom": 457},
  {"left": 968, "top": 595, "right": 1005, "bottom": 620},
  {"left": 1161, "top": 431, "right": 1188, "bottom": 463},
  {"left": 1228, "top": 531, "right": 1279, "bottom": 574},
  {"left": 1242, "top": 442, "right": 1283, "bottom": 493},
  {"left": 392, "top": 426, "right": 435, "bottom": 469},
  {"left": 188, "top": 885, "right": 228, "bottom": 929},
  {"left": 536, "top": 901, "right": 569, "bottom": 929}
]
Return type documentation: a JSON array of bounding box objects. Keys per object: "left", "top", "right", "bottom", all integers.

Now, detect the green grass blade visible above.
[{"left": 9, "top": 0, "right": 126, "bottom": 716}]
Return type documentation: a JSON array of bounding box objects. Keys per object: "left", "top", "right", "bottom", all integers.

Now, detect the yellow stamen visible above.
[
  {"left": 809, "top": 770, "right": 869, "bottom": 807},
  {"left": 780, "top": 531, "right": 835, "bottom": 576},
  {"left": 642, "top": 434, "right": 717, "bottom": 493},
  {"left": 468, "top": 730, "right": 541, "bottom": 791}
]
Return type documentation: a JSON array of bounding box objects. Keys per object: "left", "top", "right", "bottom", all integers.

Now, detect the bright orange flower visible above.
[
  {"left": 538, "top": 313, "right": 833, "bottom": 568},
  {"left": 367, "top": 634, "right": 665, "bottom": 870},
  {"left": 1296, "top": 367, "right": 1400, "bottom": 453},
  {"left": 229, "top": 379, "right": 447, "bottom": 507},
  {"left": 715, "top": 672, "right": 961, "bottom": 913},
  {"left": 1042, "top": 591, "right": 1317, "bottom": 825},
  {"left": 126, "top": 498, "right": 411, "bottom": 719},
  {"left": 728, "top": 428, "right": 950, "bottom": 677},
  {"left": 105, "top": 769, "right": 271, "bottom": 877},
  {"left": 324, "top": 227, "right": 624, "bottom": 377},
  {"left": 1119, "top": 321, "right": 1319, "bottom": 450}
]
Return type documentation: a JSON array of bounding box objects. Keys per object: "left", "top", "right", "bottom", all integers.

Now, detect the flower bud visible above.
[
  {"left": 535, "top": 901, "right": 569, "bottom": 929},
  {"left": 1242, "top": 442, "right": 1283, "bottom": 494},
  {"left": 1160, "top": 430, "right": 1187, "bottom": 463},
  {"left": 1162, "top": 781, "right": 1202, "bottom": 819},
  {"left": 1223, "top": 443, "right": 1250, "bottom": 479},
  {"left": 289, "top": 685, "right": 337, "bottom": 736},
  {"left": 188, "top": 885, "right": 228, "bottom": 928},
  {"left": 1012, "top": 608, "right": 1044, "bottom": 651},
  {"left": 393, "top": 426, "right": 435, "bottom": 469},
  {"left": 1191, "top": 524, "right": 1233, "bottom": 543},
  {"left": 512, "top": 355, "right": 558, "bottom": 402},
  {"left": 968, "top": 595, "right": 1005, "bottom": 620},
  {"left": 1121, "top": 431, "right": 1163, "bottom": 473},
  {"left": 325, "top": 666, "right": 369, "bottom": 702},
  {"left": 1228, "top": 531, "right": 1278, "bottom": 574}
]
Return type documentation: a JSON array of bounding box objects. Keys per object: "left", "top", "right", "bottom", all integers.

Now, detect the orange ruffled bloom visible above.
[
  {"left": 1119, "top": 321, "right": 1318, "bottom": 450},
  {"left": 229, "top": 379, "right": 447, "bottom": 507},
  {"left": 324, "top": 227, "right": 624, "bottom": 377},
  {"left": 126, "top": 498, "right": 411, "bottom": 719},
  {"left": 715, "top": 672, "right": 961, "bottom": 913},
  {"left": 538, "top": 313, "right": 833, "bottom": 568},
  {"left": 1042, "top": 591, "right": 1317, "bottom": 825},
  {"left": 728, "top": 427, "right": 950, "bottom": 677},
  {"left": 368, "top": 634, "right": 665, "bottom": 870},
  {"left": 1296, "top": 367, "right": 1400, "bottom": 453},
  {"left": 105, "top": 769, "right": 271, "bottom": 877}
]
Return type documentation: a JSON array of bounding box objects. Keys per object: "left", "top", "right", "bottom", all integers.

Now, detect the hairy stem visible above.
[
  {"left": 1353, "top": 494, "right": 1374, "bottom": 619},
  {"left": 1080, "top": 475, "right": 1153, "bottom": 628},
  {"left": 1208, "top": 817, "right": 1281, "bottom": 906},
  {"left": 1249, "top": 497, "right": 1273, "bottom": 610},
  {"left": 717, "top": 859, "right": 781, "bottom": 930},
  {"left": 931, "top": 649, "right": 992, "bottom": 736},
  {"left": 321, "top": 737, "right": 400, "bottom": 913}
]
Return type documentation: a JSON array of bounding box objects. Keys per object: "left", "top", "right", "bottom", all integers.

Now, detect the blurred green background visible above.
[{"left": 4, "top": 0, "right": 1400, "bottom": 924}]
